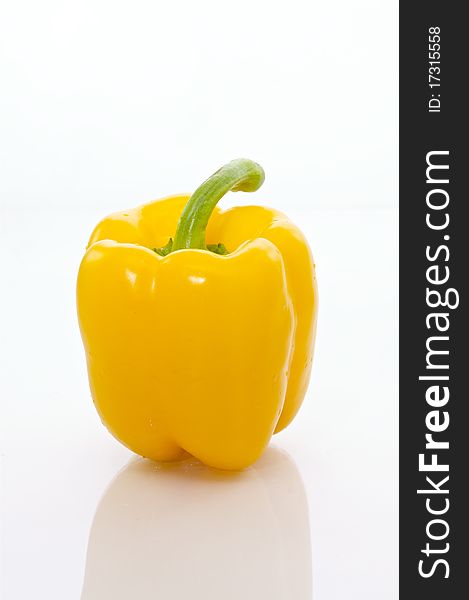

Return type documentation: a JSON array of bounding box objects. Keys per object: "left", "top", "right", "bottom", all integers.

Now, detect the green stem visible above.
[{"left": 171, "top": 158, "right": 265, "bottom": 252}]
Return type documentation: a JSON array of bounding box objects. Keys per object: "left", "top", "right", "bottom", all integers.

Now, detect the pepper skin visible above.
[{"left": 77, "top": 159, "right": 318, "bottom": 470}]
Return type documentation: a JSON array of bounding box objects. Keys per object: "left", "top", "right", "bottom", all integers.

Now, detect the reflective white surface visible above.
[
  {"left": 81, "top": 448, "right": 311, "bottom": 599},
  {"left": 0, "top": 207, "right": 398, "bottom": 598}
]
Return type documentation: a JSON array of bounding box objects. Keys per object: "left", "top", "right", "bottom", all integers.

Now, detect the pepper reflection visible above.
[{"left": 81, "top": 446, "right": 312, "bottom": 599}]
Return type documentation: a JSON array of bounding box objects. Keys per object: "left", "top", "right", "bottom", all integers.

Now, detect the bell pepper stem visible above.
[{"left": 172, "top": 158, "right": 265, "bottom": 251}]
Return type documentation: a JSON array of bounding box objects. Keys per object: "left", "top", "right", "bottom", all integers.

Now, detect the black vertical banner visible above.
[{"left": 400, "top": 2, "right": 466, "bottom": 598}]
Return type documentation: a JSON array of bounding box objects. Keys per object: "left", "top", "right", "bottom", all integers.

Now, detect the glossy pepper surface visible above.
[{"left": 77, "top": 159, "right": 318, "bottom": 470}]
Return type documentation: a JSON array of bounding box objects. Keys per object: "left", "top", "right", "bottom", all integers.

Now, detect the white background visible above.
[
  {"left": 0, "top": 0, "right": 397, "bottom": 211},
  {"left": 0, "top": 1, "right": 398, "bottom": 598}
]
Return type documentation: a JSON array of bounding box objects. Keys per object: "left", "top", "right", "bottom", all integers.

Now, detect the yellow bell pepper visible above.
[{"left": 77, "top": 159, "right": 318, "bottom": 470}]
